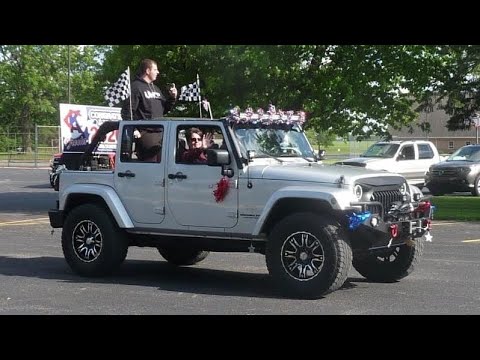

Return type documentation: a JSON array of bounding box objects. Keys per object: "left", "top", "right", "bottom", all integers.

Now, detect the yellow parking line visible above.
[
  {"left": 0, "top": 222, "right": 50, "bottom": 227},
  {"left": 0, "top": 218, "right": 49, "bottom": 227},
  {"left": 462, "top": 239, "right": 480, "bottom": 243}
]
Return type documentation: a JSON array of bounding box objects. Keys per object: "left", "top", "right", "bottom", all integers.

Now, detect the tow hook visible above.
[
  {"left": 387, "top": 224, "right": 399, "bottom": 248},
  {"left": 389, "top": 224, "right": 399, "bottom": 238}
]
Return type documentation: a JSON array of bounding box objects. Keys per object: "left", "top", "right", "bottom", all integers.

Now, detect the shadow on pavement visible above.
[
  {"left": 0, "top": 255, "right": 360, "bottom": 299},
  {"left": 0, "top": 192, "right": 57, "bottom": 214},
  {"left": 24, "top": 184, "right": 52, "bottom": 189}
]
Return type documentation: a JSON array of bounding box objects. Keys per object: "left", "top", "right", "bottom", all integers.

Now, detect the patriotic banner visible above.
[
  {"left": 59, "top": 103, "right": 121, "bottom": 153},
  {"left": 104, "top": 67, "right": 131, "bottom": 107}
]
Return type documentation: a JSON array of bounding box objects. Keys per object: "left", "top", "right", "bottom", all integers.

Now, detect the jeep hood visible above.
[{"left": 249, "top": 163, "right": 404, "bottom": 185}]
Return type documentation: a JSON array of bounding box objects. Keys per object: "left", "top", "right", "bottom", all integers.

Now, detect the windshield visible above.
[
  {"left": 362, "top": 143, "right": 400, "bottom": 158},
  {"left": 233, "top": 126, "right": 315, "bottom": 158},
  {"left": 447, "top": 146, "right": 480, "bottom": 162}
]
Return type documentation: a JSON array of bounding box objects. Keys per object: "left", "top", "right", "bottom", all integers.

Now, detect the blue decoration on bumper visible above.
[{"left": 348, "top": 211, "right": 372, "bottom": 230}]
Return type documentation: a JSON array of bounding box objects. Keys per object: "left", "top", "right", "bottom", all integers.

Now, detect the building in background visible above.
[{"left": 389, "top": 103, "right": 478, "bottom": 154}]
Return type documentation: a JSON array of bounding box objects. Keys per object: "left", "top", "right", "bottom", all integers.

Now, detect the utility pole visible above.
[
  {"left": 68, "top": 45, "right": 71, "bottom": 103},
  {"left": 473, "top": 114, "right": 480, "bottom": 144}
]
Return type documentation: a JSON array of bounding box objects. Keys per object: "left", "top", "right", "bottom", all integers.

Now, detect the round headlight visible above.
[
  {"left": 353, "top": 184, "right": 363, "bottom": 200},
  {"left": 399, "top": 182, "right": 407, "bottom": 195}
]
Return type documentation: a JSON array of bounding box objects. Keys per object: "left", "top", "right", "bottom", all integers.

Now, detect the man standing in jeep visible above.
[{"left": 121, "top": 59, "right": 178, "bottom": 120}]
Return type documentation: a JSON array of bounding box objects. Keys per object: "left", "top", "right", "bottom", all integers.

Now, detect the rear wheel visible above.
[
  {"left": 158, "top": 247, "right": 209, "bottom": 266},
  {"left": 266, "top": 213, "right": 352, "bottom": 299},
  {"left": 49, "top": 172, "right": 55, "bottom": 187},
  {"left": 352, "top": 237, "right": 425, "bottom": 282},
  {"left": 53, "top": 173, "right": 59, "bottom": 191},
  {"left": 62, "top": 204, "right": 128, "bottom": 277}
]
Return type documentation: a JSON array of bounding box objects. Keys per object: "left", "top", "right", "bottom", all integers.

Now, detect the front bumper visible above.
[
  {"left": 346, "top": 199, "right": 433, "bottom": 249},
  {"left": 426, "top": 177, "right": 474, "bottom": 192}
]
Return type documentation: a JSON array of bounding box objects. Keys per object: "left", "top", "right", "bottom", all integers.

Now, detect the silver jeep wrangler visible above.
[{"left": 49, "top": 109, "right": 434, "bottom": 299}]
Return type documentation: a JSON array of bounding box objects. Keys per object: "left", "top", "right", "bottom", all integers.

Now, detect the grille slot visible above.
[
  {"left": 432, "top": 169, "right": 458, "bottom": 176},
  {"left": 432, "top": 169, "right": 457, "bottom": 176},
  {"left": 369, "top": 190, "right": 403, "bottom": 215}
]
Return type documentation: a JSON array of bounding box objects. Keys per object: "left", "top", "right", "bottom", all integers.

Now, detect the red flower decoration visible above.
[{"left": 213, "top": 177, "right": 230, "bottom": 202}]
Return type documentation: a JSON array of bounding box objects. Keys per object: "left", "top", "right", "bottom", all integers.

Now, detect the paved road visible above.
[{"left": 1, "top": 168, "right": 479, "bottom": 314}]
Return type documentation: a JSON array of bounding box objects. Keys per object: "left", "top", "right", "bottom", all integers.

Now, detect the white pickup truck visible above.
[{"left": 336, "top": 140, "right": 444, "bottom": 188}]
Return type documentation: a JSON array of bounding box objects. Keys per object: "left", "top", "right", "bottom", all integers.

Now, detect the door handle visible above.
[
  {"left": 168, "top": 172, "right": 187, "bottom": 180},
  {"left": 118, "top": 171, "right": 136, "bottom": 178}
]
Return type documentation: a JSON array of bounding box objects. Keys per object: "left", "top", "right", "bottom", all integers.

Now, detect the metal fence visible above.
[
  {"left": 0, "top": 126, "right": 378, "bottom": 167},
  {"left": 0, "top": 125, "right": 61, "bottom": 167}
]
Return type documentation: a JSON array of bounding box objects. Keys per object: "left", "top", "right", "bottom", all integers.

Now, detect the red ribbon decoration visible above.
[{"left": 213, "top": 177, "right": 230, "bottom": 202}]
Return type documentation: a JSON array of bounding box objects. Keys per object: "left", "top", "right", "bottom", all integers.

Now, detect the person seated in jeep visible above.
[{"left": 180, "top": 127, "right": 214, "bottom": 164}]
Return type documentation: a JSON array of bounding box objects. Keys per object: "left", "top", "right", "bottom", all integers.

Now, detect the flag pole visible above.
[
  {"left": 208, "top": 102, "right": 213, "bottom": 119},
  {"left": 197, "top": 73, "right": 202, "bottom": 118},
  {"left": 127, "top": 67, "right": 133, "bottom": 120}
]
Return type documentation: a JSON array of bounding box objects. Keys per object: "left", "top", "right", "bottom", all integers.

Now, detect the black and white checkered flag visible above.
[
  {"left": 178, "top": 81, "right": 201, "bottom": 102},
  {"left": 104, "top": 67, "right": 131, "bottom": 107}
]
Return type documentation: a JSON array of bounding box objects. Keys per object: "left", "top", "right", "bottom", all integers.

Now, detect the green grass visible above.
[{"left": 431, "top": 196, "right": 480, "bottom": 221}]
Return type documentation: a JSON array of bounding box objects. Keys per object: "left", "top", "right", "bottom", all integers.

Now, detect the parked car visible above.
[
  {"left": 335, "top": 140, "right": 444, "bottom": 188},
  {"left": 425, "top": 144, "right": 480, "bottom": 196}
]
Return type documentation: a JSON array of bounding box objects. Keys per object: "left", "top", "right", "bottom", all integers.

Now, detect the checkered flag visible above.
[
  {"left": 178, "top": 81, "right": 201, "bottom": 102},
  {"left": 104, "top": 67, "right": 131, "bottom": 107}
]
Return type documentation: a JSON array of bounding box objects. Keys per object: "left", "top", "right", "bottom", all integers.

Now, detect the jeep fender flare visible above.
[
  {"left": 252, "top": 186, "right": 353, "bottom": 236},
  {"left": 60, "top": 184, "right": 134, "bottom": 228}
]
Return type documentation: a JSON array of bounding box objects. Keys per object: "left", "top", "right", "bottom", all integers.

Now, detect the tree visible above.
[
  {"left": 425, "top": 45, "right": 480, "bottom": 131},
  {"left": 0, "top": 45, "right": 105, "bottom": 151}
]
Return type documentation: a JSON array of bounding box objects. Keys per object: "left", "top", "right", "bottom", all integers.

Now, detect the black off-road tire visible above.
[
  {"left": 266, "top": 212, "right": 352, "bottom": 299},
  {"left": 49, "top": 173, "right": 55, "bottom": 187},
  {"left": 53, "top": 174, "right": 59, "bottom": 191},
  {"left": 158, "top": 247, "right": 209, "bottom": 266},
  {"left": 352, "top": 236, "right": 425, "bottom": 282},
  {"left": 62, "top": 204, "right": 128, "bottom": 277}
]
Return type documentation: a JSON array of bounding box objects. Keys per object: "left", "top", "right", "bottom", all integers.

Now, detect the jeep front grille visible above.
[
  {"left": 432, "top": 169, "right": 457, "bottom": 176},
  {"left": 368, "top": 190, "right": 403, "bottom": 216}
]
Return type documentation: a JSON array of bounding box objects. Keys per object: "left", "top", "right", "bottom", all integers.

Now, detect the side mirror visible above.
[
  {"left": 318, "top": 149, "right": 326, "bottom": 160},
  {"left": 207, "top": 149, "right": 230, "bottom": 166},
  {"left": 247, "top": 150, "right": 256, "bottom": 162}
]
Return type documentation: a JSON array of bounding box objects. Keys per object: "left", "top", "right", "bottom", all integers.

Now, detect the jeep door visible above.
[
  {"left": 114, "top": 122, "right": 166, "bottom": 224},
  {"left": 166, "top": 122, "right": 239, "bottom": 228}
]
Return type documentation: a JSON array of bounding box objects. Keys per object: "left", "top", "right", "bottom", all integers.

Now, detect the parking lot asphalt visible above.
[{"left": 1, "top": 168, "right": 479, "bottom": 314}]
